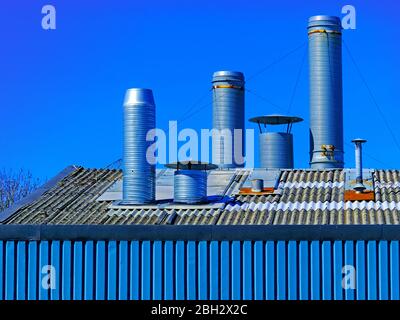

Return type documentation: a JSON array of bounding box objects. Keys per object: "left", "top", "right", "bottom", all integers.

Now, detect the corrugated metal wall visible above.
[{"left": 0, "top": 240, "right": 398, "bottom": 300}]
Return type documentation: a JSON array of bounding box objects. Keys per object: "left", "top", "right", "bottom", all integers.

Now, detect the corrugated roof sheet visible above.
[{"left": 3, "top": 166, "right": 400, "bottom": 225}]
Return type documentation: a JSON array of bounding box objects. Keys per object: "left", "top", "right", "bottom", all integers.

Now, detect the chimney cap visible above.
[
  {"left": 249, "top": 114, "right": 303, "bottom": 125},
  {"left": 212, "top": 71, "right": 244, "bottom": 82},
  {"left": 165, "top": 161, "right": 218, "bottom": 171},
  {"left": 124, "top": 88, "right": 155, "bottom": 106},
  {"left": 308, "top": 15, "right": 341, "bottom": 28},
  {"left": 352, "top": 138, "right": 367, "bottom": 144}
]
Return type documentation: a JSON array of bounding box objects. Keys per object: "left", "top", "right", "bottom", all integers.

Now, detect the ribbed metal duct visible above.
[
  {"left": 308, "top": 15, "right": 344, "bottom": 169},
  {"left": 249, "top": 115, "right": 301, "bottom": 169},
  {"left": 212, "top": 71, "right": 245, "bottom": 168},
  {"left": 174, "top": 170, "right": 207, "bottom": 204},
  {"left": 260, "top": 132, "right": 293, "bottom": 169},
  {"left": 122, "top": 88, "right": 156, "bottom": 204}
]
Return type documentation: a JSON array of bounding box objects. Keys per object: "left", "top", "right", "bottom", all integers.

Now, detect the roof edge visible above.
[
  {"left": 0, "top": 224, "right": 398, "bottom": 241},
  {"left": 0, "top": 165, "right": 78, "bottom": 223}
]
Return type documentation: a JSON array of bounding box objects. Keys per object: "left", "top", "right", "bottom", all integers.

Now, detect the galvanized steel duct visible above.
[
  {"left": 260, "top": 132, "right": 294, "bottom": 169},
  {"left": 352, "top": 138, "right": 367, "bottom": 192},
  {"left": 174, "top": 170, "right": 207, "bottom": 204},
  {"left": 355, "top": 143, "right": 362, "bottom": 182},
  {"left": 308, "top": 15, "right": 344, "bottom": 169},
  {"left": 122, "top": 88, "right": 156, "bottom": 204},
  {"left": 212, "top": 71, "right": 245, "bottom": 168}
]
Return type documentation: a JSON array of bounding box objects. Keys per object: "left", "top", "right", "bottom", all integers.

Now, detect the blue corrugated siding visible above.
[
  {"left": 0, "top": 242, "right": 3, "bottom": 300},
  {"left": 299, "top": 241, "right": 309, "bottom": 300},
  {"left": 187, "top": 241, "right": 196, "bottom": 299},
  {"left": 265, "top": 241, "right": 275, "bottom": 300},
  {"left": 390, "top": 241, "right": 399, "bottom": 300},
  {"left": 288, "top": 241, "right": 297, "bottom": 300},
  {"left": 333, "top": 241, "right": 343, "bottom": 299},
  {"left": 119, "top": 241, "right": 128, "bottom": 300},
  {"left": 344, "top": 241, "right": 355, "bottom": 300},
  {"left": 276, "top": 241, "right": 286, "bottom": 300},
  {"left": 254, "top": 241, "right": 263, "bottom": 300},
  {"left": 164, "top": 241, "right": 173, "bottom": 300},
  {"left": 0, "top": 240, "right": 399, "bottom": 300},
  {"left": 130, "top": 241, "right": 140, "bottom": 300},
  {"left": 210, "top": 241, "right": 219, "bottom": 300},
  {"left": 84, "top": 241, "right": 94, "bottom": 300},
  {"left": 379, "top": 241, "right": 389, "bottom": 300},
  {"left": 175, "top": 241, "right": 185, "bottom": 300},
  {"left": 28, "top": 241, "right": 37, "bottom": 300},
  {"left": 152, "top": 241, "right": 162, "bottom": 300},
  {"left": 198, "top": 241, "right": 208, "bottom": 300},
  {"left": 73, "top": 241, "right": 83, "bottom": 300},
  {"left": 95, "top": 241, "right": 106, "bottom": 300},
  {"left": 5, "top": 241, "right": 15, "bottom": 300},
  {"left": 310, "top": 241, "right": 320, "bottom": 300},
  {"left": 220, "top": 241, "right": 230, "bottom": 300},
  {"left": 50, "top": 241, "right": 60, "bottom": 300},
  {"left": 39, "top": 241, "right": 49, "bottom": 300},
  {"left": 108, "top": 241, "right": 117, "bottom": 300}
]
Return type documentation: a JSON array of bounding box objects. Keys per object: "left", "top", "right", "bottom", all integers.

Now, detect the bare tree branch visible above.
[{"left": 0, "top": 169, "right": 40, "bottom": 212}]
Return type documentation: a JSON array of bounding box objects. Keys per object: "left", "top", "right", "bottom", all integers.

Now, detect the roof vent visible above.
[
  {"left": 165, "top": 161, "right": 217, "bottom": 204},
  {"left": 249, "top": 115, "right": 303, "bottom": 169},
  {"left": 212, "top": 71, "right": 245, "bottom": 168},
  {"left": 308, "top": 15, "right": 344, "bottom": 169},
  {"left": 352, "top": 138, "right": 367, "bottom": 193},
  {"left": 251, "top": 179, "right": 264, "bottom": 192},
  {"left": 122, "top": 88, "right": 156, "bottom": 204}
]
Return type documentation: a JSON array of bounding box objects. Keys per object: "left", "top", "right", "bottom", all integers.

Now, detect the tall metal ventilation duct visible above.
[
  {"left": 166, "top": 162, "right": 217, "bottom": 204},
  {"left": 122, "top": 88, "right": 156, "bottom": 204},
  {"left": 249, "top": 115, "right": 303, "bottom": 169},
  {"left": 212, "top": 71, "right": 245, "bottom": 168},
  {"left": 308, "top": 15, "right": 344, "bottom": 169}
]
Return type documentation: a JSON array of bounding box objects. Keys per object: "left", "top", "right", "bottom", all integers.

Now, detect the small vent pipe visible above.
[
  {"left": 352, "top": 138, "right": 367, "bottom": 193},
  {"left": 251, "top": 179, "right": 264, "bottom": 192}
]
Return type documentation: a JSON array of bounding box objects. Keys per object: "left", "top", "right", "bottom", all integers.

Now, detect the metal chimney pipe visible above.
[
  {"left": 308, "top": 15, "right": 344, "bottom": 169},
  {"left": 352, "top": 138, "right": 367, "bottom": 192},
  {"left": 165, "top": 162, "right": 217, "bottom": 204},
  {"left": 212, "top": 71, "right": 245, "bottom": 168},
  {"left": 174, "top": 170, "right": 207, "bottom": 204},
  {"left": 259, "top": 132, "right": 293, "bottom": 169},
  {"left": 122, "top": 88, "right": 156, "bottom": 204},
  {"left": 249, "top": 115, "right": 303, "bottom": 169}
]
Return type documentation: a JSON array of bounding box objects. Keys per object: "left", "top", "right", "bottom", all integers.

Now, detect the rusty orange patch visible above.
[
  {"left": 239, "top": 187, "right": 274, "bottom": 195},
  {"left": 344, "top": 190, "right": 375, "bottom": 201}
]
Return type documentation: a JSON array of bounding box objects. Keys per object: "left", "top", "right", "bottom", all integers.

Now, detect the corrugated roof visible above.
[{"left": 3, "top": 166, "right": 400, "bottom": 225}]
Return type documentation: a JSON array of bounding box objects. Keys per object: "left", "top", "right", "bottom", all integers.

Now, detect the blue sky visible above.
[{"left": 1, "top": 0, "right": 399, "bottom": 180}]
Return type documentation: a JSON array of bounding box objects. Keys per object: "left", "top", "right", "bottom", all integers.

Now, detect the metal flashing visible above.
[
  {"left": 243, "top": 169, "right": 282, "bottom": 189},
  {"left": 109, "top": 200, "right": 227, "bottom": 210},
  {"left": 344, "top": 168, "right": 375, "bottom": 201}
]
